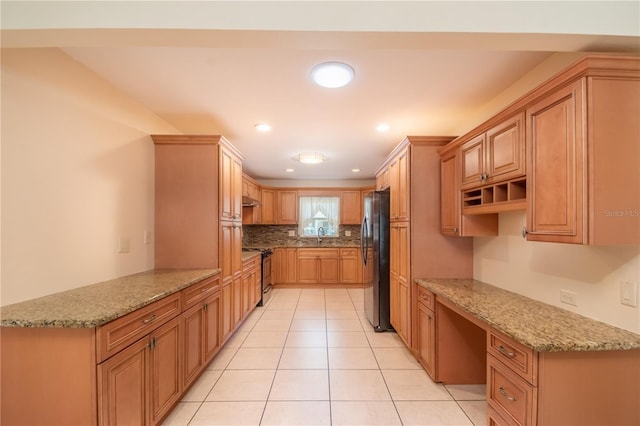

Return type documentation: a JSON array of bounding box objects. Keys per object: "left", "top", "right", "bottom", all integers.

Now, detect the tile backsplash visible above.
[{"left": 243, "top": 224, "right": 361, "bottom": 247}]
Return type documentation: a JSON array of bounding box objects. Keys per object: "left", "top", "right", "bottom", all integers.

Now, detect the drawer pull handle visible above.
[
  {"left": 498, "top": 345, "right": 516, "bottom": 358},
  {"left": 142, "top": 314, "right": 157, "bottom": 324},
  {"left": 499, "top": 386, "right": 517, "bottom": 402}
]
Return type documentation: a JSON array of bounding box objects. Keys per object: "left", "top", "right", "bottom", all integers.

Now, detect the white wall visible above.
[
  {"left": 1, "top": 48, "right": 179, "bottom": 305},
  {"left": 474, "top": 212, "right": 640, "bottom": 334}
]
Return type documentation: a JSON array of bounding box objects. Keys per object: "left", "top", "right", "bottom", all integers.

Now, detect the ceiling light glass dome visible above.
[{"left": 311, "top": 62, "right": 355, "bottom": 88}]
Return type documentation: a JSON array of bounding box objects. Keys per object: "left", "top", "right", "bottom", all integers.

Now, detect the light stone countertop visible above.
[
  {"left": 1, "top": 269, "right": 220, "bottom": 328},
  {"left": 415, "top": 278, "right": 640, "bottom": 352},
  {"left": 242, "top": 252, "right": 261, "bottom": 261}
]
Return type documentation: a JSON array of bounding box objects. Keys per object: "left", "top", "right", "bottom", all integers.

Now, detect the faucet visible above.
[{"left": 317, "top": 227, "right": 325, "bottom": 245}]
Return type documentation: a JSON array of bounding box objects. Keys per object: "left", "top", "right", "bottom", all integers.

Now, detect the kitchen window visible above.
[{"left": 298, "top": 196, "right": 340, "bottom": 237}]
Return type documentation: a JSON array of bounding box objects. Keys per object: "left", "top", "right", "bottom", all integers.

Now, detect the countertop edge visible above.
[
  {"left": 1, "top": 269, "right": 221, "bottom": 329},
  {"left": 415, "top": 278, "right": 640, "bottom": 353}
]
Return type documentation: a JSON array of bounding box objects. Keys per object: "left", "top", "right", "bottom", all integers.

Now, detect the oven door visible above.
[{"left": 260, "top": 253, "right": 273, "bottom": 306}]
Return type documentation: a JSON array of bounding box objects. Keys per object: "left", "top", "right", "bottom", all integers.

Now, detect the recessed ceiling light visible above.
[
  {"left": 311, "top": 62, "right": 355, "bottom": 88},
  {"left": 376, "top": 123, "right": 390, "bottom": 132},
  {"left": 285, "top": 168, "right": 295, "bottom": 173},
  {"left": 255, "top": 123, "right": 272, "bottom": 132},
  {"left": 352, "top": 169, "right": 361, "bottom": 173},
  {"left": 298, "top": 152, "right": 324, "bottom": 164}
]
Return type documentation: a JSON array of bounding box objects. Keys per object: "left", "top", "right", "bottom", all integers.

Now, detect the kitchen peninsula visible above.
[{"left": 1, "top": 269, "right": 224, "bottom": 425}]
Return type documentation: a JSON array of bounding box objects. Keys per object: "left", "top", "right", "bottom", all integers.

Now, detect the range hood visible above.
[{"left": 242, "top": 195, "right": 261, "bottom": 207}]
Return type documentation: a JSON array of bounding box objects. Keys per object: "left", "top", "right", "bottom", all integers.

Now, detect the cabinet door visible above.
[
  {"left": 390, "top": 222, "right": 411, "bottom": 346},
  {"left": 486, "top": 112, "right": 525, "bottom": 183},
  {"left": 278, "top": 190, "right": 298, "bottom": 224},
  {"left": 261, "top": 189, "right": 276, "bottom": 224},
  {"left": 204, "top": 291, "right": 221, "bottom": 363},
  {"left": 231, "top": 155, "right": 243, "bottom": 220},
  {"left": 389, "top": 148, "right": 410, "bottom": 221},
  {"left": 440, "top": 152, "right": 460, "bottom": 236},
  {"left": 232, "top": 276, "right": 242, "bottom": 328},
  {"left": 231, "top": 224, "right": 243, "bottom": 278},
  {"left": 417, "top": 303, "right": 436, "bottom": 379},
  {"left": 241, "top": 267, "right": 253, "bottom": 317},
  {"left": 461, "top": 133, "right": 485, "bottom": 189},
  {"left": 182, "top": 304, "right": 204, "bottom": 389},
  {"left": 285, "top": 248, "right": 298, "bottom": 283},
  {"left": 220, "top": 148, "right": 234, "bottom": 221},
  {"left": 339, "top": 249, "right": 360, "bottom": 284},
  {"left": 149, "top": 317, "right": 183, "bottom": 425},
  {"left": 318, "top": 255, "right": 340, "bottom": 283},
  {"left": 297, "top": 253, "right": 319, "bottom": 284},
  {"left": 98, "top": 337, "right": 148, "bottom": 426},
  {"left": 526, "top": 79, "right": 584, "bottom": 243},
  {"left": 340, "top": 191, "right": 362, "bottom": 224},
  {"left": 221, "top": 281, "right": 233, "bottom": 343}
]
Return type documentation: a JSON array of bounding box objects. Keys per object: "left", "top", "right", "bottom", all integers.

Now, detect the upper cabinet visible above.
[
  {"left": 439, "top": 55, "right": 640, "bottom": 245},
  {"left": 220, "top": 144, "right": 243, "bottom": 222},
  {"left": 277, "top": 190, "right": 298, "bottom": 224},
  {"left": 389, "top": 146, "right": 410, "bottom": 222},
  {"left": 340, "top": 191, "right": 362, "bottom": 224},
  {"left": 461, "top": 113, "right": 525, "bottom": 189},
  {"left": 261, "top": 189, "right": 276, "bottom": 224},
  {"left": 525, "top": 70, "right": 640, "bottom": 245}
]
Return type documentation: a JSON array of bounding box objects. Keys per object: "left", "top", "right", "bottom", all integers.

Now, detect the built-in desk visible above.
[{"left": 415, "top": 278, "right": 640, "bottom": 426}]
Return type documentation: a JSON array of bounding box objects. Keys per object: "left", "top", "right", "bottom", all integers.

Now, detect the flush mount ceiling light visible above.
[
  {"left": 311, "top": 62, "right": 355, "bottom": 88},
  {"left": 298, "top": 152, "right": 324, "bottom": 164},
  {"left": 376, "top": 123, "right": 390, "bottom": 132},
  {"left": 255, "top": 123, "right": 272, "bottom": 132}
]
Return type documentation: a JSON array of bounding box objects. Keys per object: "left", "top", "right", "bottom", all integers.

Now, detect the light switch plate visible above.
[
  {"left": 621, "top": 281, "right": 638, "bottom": 307},
  {"left": 117, "top": 237, "right": 131, "bottom": 253}
]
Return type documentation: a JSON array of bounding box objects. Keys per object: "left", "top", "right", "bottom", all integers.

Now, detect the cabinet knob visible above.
[{"left": 521, "top": 226, "right": 528, "bottom": 239}]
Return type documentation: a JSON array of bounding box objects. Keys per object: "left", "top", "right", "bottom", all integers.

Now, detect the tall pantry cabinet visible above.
[
  {"left": 152, "top": 135, "right": 244, "bottom": 344},
  {"left": 376, "top": 137, "right": 474, "bottom": 349}
]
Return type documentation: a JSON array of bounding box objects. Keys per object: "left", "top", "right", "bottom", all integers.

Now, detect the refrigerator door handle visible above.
[{"left": 361, "top": 216, "right": 368, "bottom": 265}]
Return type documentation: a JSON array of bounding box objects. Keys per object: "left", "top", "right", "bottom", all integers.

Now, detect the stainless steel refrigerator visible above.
[{"left": 361, "top": 189, "right": 393, "bottom": 331}]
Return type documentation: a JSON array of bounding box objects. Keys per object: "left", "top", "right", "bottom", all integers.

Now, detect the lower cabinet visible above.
[
  {"left": 183, "top": 290, "right": 221, "bottom": 390},
  {"left": 98, "top": 315, "right": 183, "bottom": 426},
  {"left": 415, "top": 287, "right": 436, "bottom": 379},
  {"left": 297, "top": 248, "right": 340, "bottom": 284},
  {"left": 273, "top": 247, "right": 362, "bottom": 286}
]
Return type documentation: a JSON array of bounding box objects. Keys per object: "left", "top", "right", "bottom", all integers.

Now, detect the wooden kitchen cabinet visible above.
[
  {"left": 220, "top": 145, "right": 243, "bottom": 222},
  {"left": 376, "top": 167, "right": 390, "bottom": 190},
  {"left": 389, "top": 146, "right": 410, "bottom": 222},
  {"left": 339, "top": 248, "right": 361, "bottom": 284},
  {"left": 182, "top": 275, "right": 221, "bottom": 390},
  {"left": 340, "top": 191, "right": 362, "bottom": 224},
  {"left": 242, "top": 173, "right": 262, "bottom": 225},
  {"left": 261, "top": 188, "right": 276, "bottom": 224},
  {"left": 440, "top": 149, "right": 498, "bottom": 237},
  {"left": 242, "top": 255, "right": 261, "bottom": 315},
  {"left": 525, "top": 67, "right": 640, "bottom": 245},
  {"left": 99, "top": 309, "right": 183, "bottom": 426},
  {"left": 390, "top": 221, "right": 411, "bottom": 346},
  {"left": 220, "top": 220, "right": 242, "bottom": 343},
  {"left": 297, "top": 248, "right": 340, "bottom": 284},
  {"left": 277, "top": 190, "right": 298, "bottom": 224},
  {"left": 273, "top": 248, "right": 297, "bottom": 285},
  {"left": 415, "top": 286, "right": 436, "bottom": 379},
  {"left": 461, "top": 113, "right": 525, "bottom": 189}
]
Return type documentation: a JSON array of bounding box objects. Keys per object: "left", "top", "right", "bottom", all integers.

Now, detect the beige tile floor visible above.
[{"left": 162, "top": 288, "right": 487, "bottom": 426}]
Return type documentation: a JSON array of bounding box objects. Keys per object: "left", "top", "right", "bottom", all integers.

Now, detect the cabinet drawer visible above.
[
  {"left": 298, "top": 248, "right": 340, "bottom": 257},
  {"left": 97, "top": 293, "right": 181, "bottom": 362},
  {"left": 340, "top": 248, "right": 358, "bottom": 257},
  {"left": 488, "top": 354, "right": 537, "bottom": 426},
  {"left": 182, "top": 275, "right": 221, "bottom": 310},
  {"left": 488, "top": 329, "right": 537, "bottom": 384},
  {"left": 416, "top": 286, "right": 435, "bottom": 311},
  {"left": 488, "top": 406, "right": 518, "bottom": 426}
]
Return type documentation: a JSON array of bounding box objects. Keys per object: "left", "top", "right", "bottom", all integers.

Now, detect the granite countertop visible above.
[
  {"left": 415, "top": 278, "right": 640, "bottom": 352},
  {"left": 244, "top": 242, "right": 360, "bottom": 249},
  {"left": 242, "top": 252, "right": 261, "bottom": 261},
  {"left": 1, "top": 269, "right": 220, "bottom": 328}
]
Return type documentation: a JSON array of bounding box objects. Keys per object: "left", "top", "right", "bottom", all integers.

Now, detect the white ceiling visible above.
[{"left": 2, "top": 1, "right": 639, "bottom": 183}]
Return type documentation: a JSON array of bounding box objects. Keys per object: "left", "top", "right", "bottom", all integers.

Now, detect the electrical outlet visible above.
[
  {"left": 621, "top": 281, "right": 638, "bottom": 307},
  {"left": 288, "top": 230, "right": 296, "bottom": 237},
  {"left": 345, "top": 230, "right": 351, "bottom": 237},
  {"left": 560, "top": 289, "right": 577, "bottom": 306}
]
